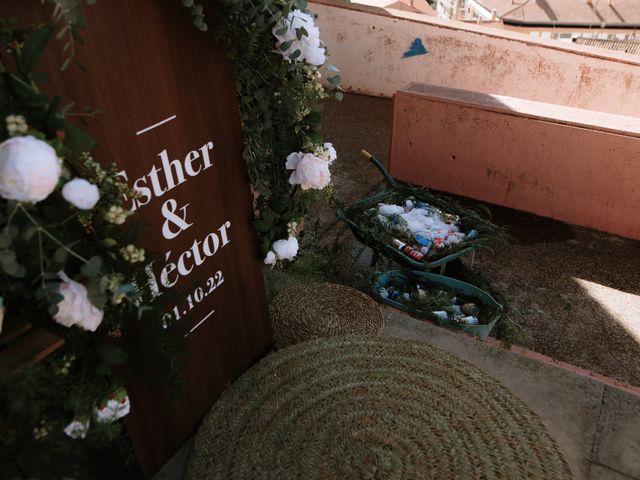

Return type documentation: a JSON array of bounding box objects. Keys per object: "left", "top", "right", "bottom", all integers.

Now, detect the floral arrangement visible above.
[
  {"left": 182, "top": 0, "right": 342, "bottom": 266},
  {"left": 0, "top": 18, "right": 182, "bottom": 477}
]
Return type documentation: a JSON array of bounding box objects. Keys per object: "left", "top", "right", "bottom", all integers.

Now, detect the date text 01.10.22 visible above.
[{"left": 162, "top": 271, "right": 224, "bottom": 327}]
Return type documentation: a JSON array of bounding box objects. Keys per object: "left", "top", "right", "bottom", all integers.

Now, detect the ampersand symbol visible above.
[{"left": 161, "top": 198, "right": 193, "bottom": 240}]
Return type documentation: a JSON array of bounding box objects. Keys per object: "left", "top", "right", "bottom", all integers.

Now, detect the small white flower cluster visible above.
[
  {"left": 33, "top": 420, "right": 50, "bottom": 440},
  {"left": 286, "top": 143, "right": 337, "bottom": 191},
  {"left": 63, "top": 388, "right": 131, "bottom": 440},
  {"left": 63, "top": 418, "right": 89, "bottom": 439},
  {"left": 264, "top": 236, "right": 299, "bottom": 266},
  {"left": 54, "top": 354, "right": 76, "bottom": 376},
  {"left": 0, "top": 136, "right": 102, "bottom": 209},
  {"left": 272, "top": 10, "right": 326, "bottom": 66},
  {"left": 104, "top": 205, "right": 129, "bottom": 225},
  {"left": 107, "top": 275, "right": 126, "bottom": 305},
  {"left": 120, "top": 244, "right": 145, "bottom": 264},
  {"left": 5, "top": 115, "right": 28, "bottom": 136},
  {"left": 53, "top": 272, "right": 104, "bottom": 332},
  {"left": 287, "top": 221, "right": 298, "bottom": 237}
]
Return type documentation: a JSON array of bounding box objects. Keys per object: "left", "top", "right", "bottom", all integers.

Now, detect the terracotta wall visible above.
[
  {"left": 311, "top": 0, "right": 640, "bottom": 118},
  {"left": 390, "top": 84, "right": 640, "bottom": 240}
]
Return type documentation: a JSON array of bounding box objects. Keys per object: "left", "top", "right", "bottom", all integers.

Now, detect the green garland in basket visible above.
[{"left": 0, "top": 18, "right": 184, "bottom": 478}]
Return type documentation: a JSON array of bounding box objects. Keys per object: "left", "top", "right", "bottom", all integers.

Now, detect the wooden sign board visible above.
[{"left": 1, "top": 0, "right": 271, "bottom": 476}]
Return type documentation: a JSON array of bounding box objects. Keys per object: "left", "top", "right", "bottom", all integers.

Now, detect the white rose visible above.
[
  {"left": 63, "top": 419, "right": 90, "bottom": 439},
  {"left": 0, "top": 136, "right": 61, "bottom": 203},
  {"left": 264, "top": 251, "right": 276, "bottom": 265},
  {"left": 301, "top": 41, "right": 326, "bottom": 66},
  {"left": 273, "top": 10, "right": 326, "bottom": 66},
  {"left": 323, "top": 143, "right": 337, "bottom": 163},
  {"left": 0, "top": 305, "right": 4, "bottom": 336},
  {"left": 95, "top": 394, "right": 130, "bottom": 424},
  {"left": 62, "top": 178, "right": 100, "bottom": 210},
  {"left": 272, "top": 236, "right": 299, "bottom": 261},
  {"left": 273, "top": 10, "right": 315, "bottom": 44},
  {"left": 54, "top": 272, "right": 104, "bottom": 332},
  {"left": 286, "top": 152, "right": 331, "bottom": 190}
]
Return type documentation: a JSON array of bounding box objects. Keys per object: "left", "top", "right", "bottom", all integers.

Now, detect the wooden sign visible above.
[{"left": 1, "top": 1, "right": 271, "bottom": 476}]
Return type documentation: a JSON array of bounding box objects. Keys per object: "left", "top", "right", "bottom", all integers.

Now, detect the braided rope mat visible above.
[
  {"left": 269, "top": 283, "right": 385, "bottom": 348},
  {"left": 186, "top": 335, "right": 573, "bottom": 480}
]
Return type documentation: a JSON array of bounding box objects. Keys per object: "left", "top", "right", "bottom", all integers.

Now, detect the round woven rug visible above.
[
  {"left": 269, "top": 283, "right": 384, "bottom": 348},
  {"left": 186, "top": 336, "right": 573, "bottom": 480}
]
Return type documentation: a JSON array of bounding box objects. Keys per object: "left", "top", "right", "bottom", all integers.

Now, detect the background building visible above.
[{"left": 436, "top": 0, "right": 640, "bottom": 44}]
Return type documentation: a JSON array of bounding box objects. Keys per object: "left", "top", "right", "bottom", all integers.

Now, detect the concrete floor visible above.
[{"left": 320, "top": 93, "right": 640, "bottom": 387}]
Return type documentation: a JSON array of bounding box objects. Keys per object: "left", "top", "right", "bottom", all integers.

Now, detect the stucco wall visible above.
[{"left": 312, "top": 0, "right": 640, "bottom": 117}]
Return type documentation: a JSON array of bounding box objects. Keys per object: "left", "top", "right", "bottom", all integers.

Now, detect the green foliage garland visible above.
[{"left": 181, "top": 0, "right": 342, "bottom": 258}]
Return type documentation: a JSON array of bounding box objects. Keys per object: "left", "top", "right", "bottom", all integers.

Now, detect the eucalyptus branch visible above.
[{"left": 17, "top": 203, "right": 90, "bottom": 264}]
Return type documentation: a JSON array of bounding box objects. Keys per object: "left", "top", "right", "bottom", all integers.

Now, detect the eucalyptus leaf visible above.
[
  {"left": 4, "top": 225, "right": 19, "bottom": 239},
  {"left": 296, "top": 26, "right": 307, "bottom": 40},
  {"left": 279, "top": 40, "right": 293, "bottom": 52},
  {"left": 53, "top": 247, "right": 68, "bottom": 263},
  {"left": 0, "top": 250, "right": 16, "bottom": 265},
  {"left": 80, "top": 255, "right": 103, "bottom": 277},
  {"left": 116, "top": 283, "right": 137, "bottom": 294},
  {"left": 22, "top": 225, "right": 39, "bottom": 241},
  {"left": 49, "top": 293, "right": 64, "bottom": 304},
  {"left": 0, "top": 234, "right": 10, "bottom": 249}
]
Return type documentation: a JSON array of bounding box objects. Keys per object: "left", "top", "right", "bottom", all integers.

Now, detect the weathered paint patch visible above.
[{"left": 402, "top": 38, "right": 428, "bottom": 58}]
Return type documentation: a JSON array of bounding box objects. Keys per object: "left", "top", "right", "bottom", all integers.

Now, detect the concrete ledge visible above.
[{"left": 389, "top": 83, "right": 640, "bottom": 240}]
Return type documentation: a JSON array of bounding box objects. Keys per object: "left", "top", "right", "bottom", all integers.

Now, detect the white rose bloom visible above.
[
  {"left": 286, "top": 152, "right": 331, "bottom": 190},
  {"left": 273, "top": 10, "right": 326, "bottom": 66},
  {"left": 0, "top": 136, "right": 61, "bottom": 203},
  {"left": 264, "top": 251, "right": 277, "bottom": 265},
  {"left": 0, "top": 305, "right": 4, "bottom": 336},
  {"left": 272, "top": 236, "right": 299, "bottom": 261},
  {"left": 63, "top": 419, "right": 90, "bottom": 439},
  {"left": 62, "top": 178, "right": 100, "bottom": 210},
  {"left": 54, "top": 272, "right": 104, "bottom": 332},
  {"left": 323, "top": 143, "right": 337, "bottom": 163},
  {"left": 301, "top": 41, "right": 326, "bottom": 66},
  {"left": 95, "top": 395, "right": 130, "bottom": 424}
]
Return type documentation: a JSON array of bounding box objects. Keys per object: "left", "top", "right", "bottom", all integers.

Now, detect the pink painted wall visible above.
[
  {"left": 389, "top": 84, "right": 640, "bottom": 240},
  {"left": 312, "top": 0, "right": 640, "bottom": 118}
]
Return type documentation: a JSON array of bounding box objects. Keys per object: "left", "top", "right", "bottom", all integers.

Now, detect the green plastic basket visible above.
[
  {"left": 335, "top": 151, "right": 501, "bottom": 269},
  {"left": 372, "top": 270, "right": 502, "bottom": 340}
]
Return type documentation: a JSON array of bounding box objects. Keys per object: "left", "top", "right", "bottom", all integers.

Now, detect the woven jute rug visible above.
[
  {"left": 186, "top": 335, "right": 573, "bottom": 480},
  {"left": 269, "top": 283, "right": 385, "bottom": 348}
]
